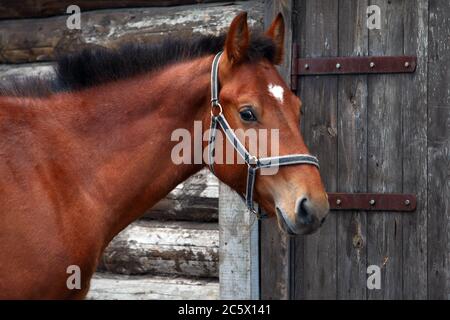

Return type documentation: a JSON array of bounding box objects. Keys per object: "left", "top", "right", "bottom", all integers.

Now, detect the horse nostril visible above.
[{"left": 296, "top": 198, "right": 313, "bottom": 225}]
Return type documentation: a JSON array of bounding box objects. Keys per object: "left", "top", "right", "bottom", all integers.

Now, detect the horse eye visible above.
[{"left": 239, "top": 108, "right": 257, "bottom": 122}]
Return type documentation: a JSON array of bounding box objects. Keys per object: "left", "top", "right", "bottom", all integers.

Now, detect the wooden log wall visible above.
[
  {"left": 86, "top": 273, "right": 219, "bottom": 300},
  {"left": 0, "top": 1, "right": 263, "bottom": 63},
  {"left": 0, "top": 1, "right": 225, "bottom": 19},
  {"left": 99, "top": 220, "right": 219, "bottom": 278}
]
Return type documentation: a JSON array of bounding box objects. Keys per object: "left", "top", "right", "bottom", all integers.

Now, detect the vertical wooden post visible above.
[{"left": 219, "top": 183, "right": 259, "bottom": 299}]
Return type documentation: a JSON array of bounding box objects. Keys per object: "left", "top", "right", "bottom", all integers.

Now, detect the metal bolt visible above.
[
  {"left": 304, "top": 64, "right": 309, "bottom": 70},
  {"left": 369, "top": 199, "right": 376, "bottom": 206},
  {"left": 336, "top": 199, "right": 342, "bottom": 205},
  {"left": 336, "top": 63, "right": 341, "bottom": 69},
  {"left": 369, "top": 62, "right": 375, "bottom": 68},
  {"left": 404, "top": 61, "right": 410, "bottom": 68},
  {"left": 405, "top": 199, "right": 410, "bottom": 206}
]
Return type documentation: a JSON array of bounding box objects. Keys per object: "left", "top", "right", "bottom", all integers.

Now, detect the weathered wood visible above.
[
  {"left": 336, "top": 0, "right": 368, "bottom": 300},
  {"left": 99, "top": 220, "right": 218, "bottom": 278},
  {"left": 401, "top": 0, "right": 429, "bottom": 300},
  {"left": 260, "top": 0, "right": 293, "bottom": 300},
  {"left": 427, "top": 106, "right": 450, "bottom": 300},
  {"left": 427, "top": 0, "right": 450, "bottom": 299},
  {"left": 0, "top": 62, "right": 54, "bottom": 79},
  {"left": 0, "top": 1, "right": 264, "bottom": 64},
  {"left": 0, "top": 0, "right": 225, "bottom": 19},
  {"left": 295, "top": 0, "right": 338, "bottom": 300},
  {"left": 219, "top": 183, "right": 259, "bottom": 300},
  {"left": 367, "top": 0, "right": 404, "bottom": 300},
  {"left": 87, "top": 273, "right": 219, "bottom": 300},
  {"left": 428, "top": 0, "right": 450, "bottom": 107},
  {"left": 143, "top": 169, "right": 218, "bottom": 222}
]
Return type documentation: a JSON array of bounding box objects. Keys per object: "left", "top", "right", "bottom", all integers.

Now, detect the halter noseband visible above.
[{"left": 208, "top": 52, "right": 320, "bottom": 219}]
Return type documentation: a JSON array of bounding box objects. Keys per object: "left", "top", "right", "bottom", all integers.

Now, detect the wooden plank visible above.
[
  {"left": 99, "top": 220, "right": 218, "bottom": 278},
  {"left": 367, "top": 0, "right": 404, "bottom": 300},
  {"left": 219, "top": 183, "right": 259, "bottom": 300},
  {"left": 87, "top": 273, "right": 219, "bottom": 300},
  {"left": 260, "top": 0, "right": 293, "bottom": 300},
  {"left": 336, "top": 0, "right": 368, "bottom": 300},
  {"left": 427, "top": 106, "right": 450, "bottom": 299},
  {"left": 294, "top": 0, "right": 338, "bottom": 300},
  {"left": 428, "top": 0, "right": 450, "bottom": 299},
  {"left": 0, "top": 1, "right": 264, "bottom": 63},
  {"left": 0, "top": 0, "right": 225, "bottom": 19},
  {"left": 428, "top": 0, "right": 450, "bottom": 107},
  {"left": 401, "top": 0, "right": 428, "bottom": 300}
]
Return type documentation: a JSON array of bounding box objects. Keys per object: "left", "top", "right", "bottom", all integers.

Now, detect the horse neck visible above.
[{"left": 53, "top": 56, "right": 213, "bottom": 241}]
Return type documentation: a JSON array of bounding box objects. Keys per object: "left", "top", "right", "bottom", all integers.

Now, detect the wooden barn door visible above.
[{"left": 261, "top": 0, "right": 449, "bottom": 300}]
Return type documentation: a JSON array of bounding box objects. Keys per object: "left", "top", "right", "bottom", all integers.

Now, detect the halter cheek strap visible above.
[{"left": 208, "top": 52, "right": 320, "bottom": 218}]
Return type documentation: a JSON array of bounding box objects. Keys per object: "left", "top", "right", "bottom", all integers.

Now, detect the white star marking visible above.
[{"left": 268, "top": 83, "right": 284, "bottom": 104}]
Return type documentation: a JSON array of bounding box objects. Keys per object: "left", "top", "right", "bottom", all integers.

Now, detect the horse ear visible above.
[
  {"left": 265, "top": 13, "right": 285, "bottom": 65},
  {"left": 224, "top": 12, "right": 249, "bottom": 65}
]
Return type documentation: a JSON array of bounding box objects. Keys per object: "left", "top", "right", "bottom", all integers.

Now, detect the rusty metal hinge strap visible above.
[
  {"left": 328, "top": 193, "right": 416, "bottom": 212},
  {"left": 294, "top": 56, "right": 417, "bottom": 76}
]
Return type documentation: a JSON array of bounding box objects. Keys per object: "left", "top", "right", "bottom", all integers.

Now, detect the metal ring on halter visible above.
[
  {"left": 247, "top": 155, "right": 259, "bottom": 169},
  {"left": 210, "top": 102, "right": 223, "bottom": 117}
]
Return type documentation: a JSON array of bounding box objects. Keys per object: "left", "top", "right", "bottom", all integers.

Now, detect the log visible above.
[
  {"left": 0, "top": 0, "right": 225, "bottom": 19},
  {"left": 143, "top": 169, "right": 218, "bottom": 222},
  {"left": 99, "top": 220, "right": 219, "bottom": 278},
  {"left": 0, "top": 62, "right": 54, "bottom": 79},
  {"left": 0, "top": 1, "right": 264, "bottom": 63},
  {"left": 87, "top": 273, "right": 219, "bottom": 300}
]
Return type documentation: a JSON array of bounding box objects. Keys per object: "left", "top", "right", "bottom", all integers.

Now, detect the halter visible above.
[{"left": 208, "top": 52, "right": 320, "bottom": 219}]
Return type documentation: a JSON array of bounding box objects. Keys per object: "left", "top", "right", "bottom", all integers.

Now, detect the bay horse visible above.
[{"left": 0, "top": 13, "right": 329, "bottom": 299}]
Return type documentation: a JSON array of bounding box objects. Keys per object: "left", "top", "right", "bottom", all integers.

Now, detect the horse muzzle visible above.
[{"left": 275, "top": 197, "right": 329, "bottom": 235}]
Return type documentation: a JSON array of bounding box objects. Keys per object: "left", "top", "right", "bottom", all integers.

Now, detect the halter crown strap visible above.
[
  {"left": 208, "top": 51, "right": 320, "bottom": 218},
  {"left": 208, "top": 52, "right": 223, "bottom": 175},
  {"left": 210, "top": 51, "right": 223, "bottom": 106}
]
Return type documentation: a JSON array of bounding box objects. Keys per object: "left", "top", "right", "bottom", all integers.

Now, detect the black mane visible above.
[{"left": 0, "top": 34, "right": 276, "bottom": 97}]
